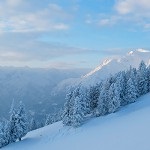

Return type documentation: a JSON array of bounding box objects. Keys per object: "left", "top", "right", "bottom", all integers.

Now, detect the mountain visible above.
[
  {"left": 54, "top": 49, "right": 150, "bottom": 92},
  {"left": 81, "top": 49, "right": 150, "bottom": 85},
  {"left": 3, "top": 93, "right": 150, "bottom": 150},
  {"left": 0, "top": 67, "right": 90, "bottom": 121}
]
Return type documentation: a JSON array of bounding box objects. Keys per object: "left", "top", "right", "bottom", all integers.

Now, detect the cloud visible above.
[
  {"left": 87, "top": 0, "right": 150, "bottom": 30},
  {"left": 115, "top": 0, "right": 133, "bottom": 15},
  {"left": 6, "top": 0, "right": 23, "bottom": 7},
  {"left": 115, "top": 0, "right": 150, "bottom": 15},
  {"left": 0, "top": 0, "right": 71, "bottom": 33},
  {"left": 0, "top": 32, "right": 96, "bottom": 63},
  {"left": 0, "top": 31, "right": 97, "bottom": 68},
  {"left": 0, "top": 51, "right": 24, "bottom": 61},
  {"left": 114, "top": 0, "right": 150, "bottom": 29}
]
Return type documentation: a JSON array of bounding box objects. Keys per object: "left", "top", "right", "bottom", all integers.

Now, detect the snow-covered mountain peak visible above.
[
  {"left": 128, "top": 49, "right": 150, "bottom": 56},
  {"left": 81, "top": 49, "right": 150, "bottom": 86},
  {"left": 136, "top": 48, "right": 150, "bottom": 53}
]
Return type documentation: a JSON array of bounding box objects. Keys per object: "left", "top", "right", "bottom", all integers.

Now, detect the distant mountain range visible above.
[{"left": 0, "top": 67, "right": 90, "bottom": 121}]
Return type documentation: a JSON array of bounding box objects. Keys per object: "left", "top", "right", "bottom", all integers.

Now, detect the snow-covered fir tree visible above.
[
  {"left": 97, "top": 82, "right": 109, "bottom": 115},
  {"left": 0, "top": 123, "right": 4, "bottom": 148},
  {"left": 45, "top": 114, "right": 52, "bottom": 126},
  {"left": 78, "top": 86, "right": 91, "bottom": 116},
  {"left": 71, "top": 94, "right": 84, "bottom": 127},
  {"left": 0, "top": 121, "right": 10, "bottom": 148},
  {"left": 125, "top": 78, "right": 138, "bottom": 103},
  {"left": 88, "top": 84, "right": 100, "bottom": 112},
  {"left": 95, "top": 95, "right": 104, "bottom": 117},
  {"left": 9, "top": 103, "right": 18, "bottom": 143},
  {"left": 62, "top": 87, "right": 74, "bottom": 126},
  {"left": 129, "top": 67, "right": 139, "bottom": 98},
  {"left": 137, "top": 61, "right": 149, "bottom": 96},
  {"left": 45, "top": 112, "right": 62, "bottom": 126},
  {"left": 70, "top": 86, "right": 85, "bottom": 127},
  {"left": 15, "top": 101, "right": 28, "bottom": 141},
  {"left": 30, "top": 118, "right": 38, "bottom": 131},
  {"left": 108, "top": 83, "right": 120, "bottom": 113}
]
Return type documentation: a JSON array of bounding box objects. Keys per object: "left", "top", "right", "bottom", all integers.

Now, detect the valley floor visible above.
[{"left": 3, "top": 93, "right": 150, "bottom": 150}]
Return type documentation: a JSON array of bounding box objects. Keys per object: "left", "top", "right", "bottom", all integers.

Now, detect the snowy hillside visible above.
[{"left": 3, "top": 93, "right": 150, "bottom": 150}]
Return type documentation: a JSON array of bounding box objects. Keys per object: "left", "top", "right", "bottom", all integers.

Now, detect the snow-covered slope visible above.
[
  {"left": 82, "top": 49, "right": 150, "bottom": 85},
  {"left": 3, "top": 93, "right": 150, "bottom": 150}
]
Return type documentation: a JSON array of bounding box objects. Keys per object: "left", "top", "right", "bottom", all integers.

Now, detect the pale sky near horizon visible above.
[{"left": 0, "top": 0, "right": 150, "bottom": 69}]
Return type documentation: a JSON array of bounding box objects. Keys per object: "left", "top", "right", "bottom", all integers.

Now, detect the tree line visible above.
[{"left": 62, "top": 61, "right": 150, "bottom": 127}]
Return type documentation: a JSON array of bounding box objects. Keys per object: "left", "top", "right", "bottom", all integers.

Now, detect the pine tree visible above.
[
  {"left": 62, "top": 87, "right": 74, "bottom": 126},
  {"left": 15, "top": 101, "right": 28, "bottom": 141},
  {"left": 0, "top": 121, "right": 10, "bottom": 148},
  {"left": 69, "top": 86, "right": 84, "bottom": 127},
  {"left": 88, "top": 84, "right": 100, "bottom": 112},
  {"left": 78, "top": 86, "right": 91, "bottom": 116},
  {"left": 101, "top": 77, "right": 115, "bottom": 114},
  {"left": 97, "top": 81, "right": 109, "bottom": 116},
  {"left": 9, "top": 103, "right": 18, "bottom": 143},
  {"left": 45, "top": 114, "right": 52, "bottom": 126},
  {"left": 30, "top": 118, "right": 38, "bottom": 131},
  {"left": 0, "top": 123, "right": 4, "bottom": 148},
  {"left": 129, "top": 67, "right": 139, "bottom": 98},
  {"left": 125, "top": 78, "right": 137, "bottom": 103},
  {"left": 95, "top": 95, "right": 104, "bottom": 117},
  {"left": 72, "top": 96, "right": 84, "bottom": 127},
  {"left": 117, "top": 71, "right": 127, "bottom": 106},
  {"left": 137, "top": 61, "right": 149, "bottom": 96},
  {"left": 108, "top": 83, "right": 121, "bottom": 113}
]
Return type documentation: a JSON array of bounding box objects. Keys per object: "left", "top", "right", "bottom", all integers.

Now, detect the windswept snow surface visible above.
[{"left": 3, "top": 93, "right": 150, "bottom": 150}]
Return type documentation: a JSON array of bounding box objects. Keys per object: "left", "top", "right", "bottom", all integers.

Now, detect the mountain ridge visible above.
[{"left": 81, "top": 49, "right": 150, "bottom": 85}]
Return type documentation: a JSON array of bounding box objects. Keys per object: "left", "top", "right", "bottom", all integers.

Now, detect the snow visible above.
[
  {"left": 3, "top": 93, "right": 150, "bottom": 150},
  {"left": 80, "top": 49, "right": 150, "bottom": 86},
  {"left": 84, "top": 59, "right": 112, "bottom": 77},
  {"left": 53, "top": 49, "right": 150, "bottom": 92}
]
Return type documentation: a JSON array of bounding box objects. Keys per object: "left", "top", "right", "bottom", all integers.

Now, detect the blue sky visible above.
[{"left": 0, "top": 0, "right": 150, "bottom": 69}]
